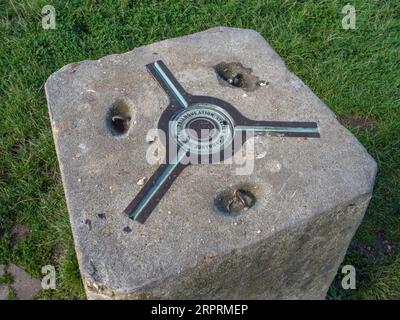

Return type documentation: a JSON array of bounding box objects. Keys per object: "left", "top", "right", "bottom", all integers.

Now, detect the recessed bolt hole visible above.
[
  {"left": 108, "top": 99, "right": 132, "bottom": 136},
  {"left": 214, "top": 62, "right": 264, "bottom": 92},
  {"left": 229, "top": 73, "right": 243, "bottom": 86},
  {"left": 214, "top": 184, "right": 257, "bottom": 216}
]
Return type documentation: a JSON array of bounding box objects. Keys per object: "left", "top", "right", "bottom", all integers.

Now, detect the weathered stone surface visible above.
[
  {"left": 45, "top": 27, "right": 376, "bottom": 299},
  {"left": 0, "top": 285, "right": 8, "bottom": 300},
  {"left": 0, "top": 265, "right": 8, "bottom": 300},
  {"left": 8, "top": 264, "right": 42, "bottom": 300}
]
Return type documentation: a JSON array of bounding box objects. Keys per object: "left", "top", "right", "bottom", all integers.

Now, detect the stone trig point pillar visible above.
[{"left": 45, "top": 27, "right": 376, "bottom": 299}]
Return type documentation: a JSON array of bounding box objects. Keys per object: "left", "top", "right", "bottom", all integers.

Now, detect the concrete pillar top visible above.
[{"left": 45, "top": 27, "right": 376, "bottom": 299}]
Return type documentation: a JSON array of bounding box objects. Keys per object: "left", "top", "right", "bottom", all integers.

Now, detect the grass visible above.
[{"left": 0, "top": 0, "right": 399, "bottom": 299}]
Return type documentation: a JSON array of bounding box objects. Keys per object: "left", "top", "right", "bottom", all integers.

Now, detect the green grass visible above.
[{"left": 0, "top": 0, "right": 399, "bottom": 299}]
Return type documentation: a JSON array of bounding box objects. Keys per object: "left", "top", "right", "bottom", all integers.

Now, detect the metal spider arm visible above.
[
  {"left": 146, "top": 60, "right": 190, "bottom": 109},
  {"left": 234, "top": 120, "right": 320, "bottom": 138},
  {"left": 124, "top": 149, "right": 188, "bottom": 223}
]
